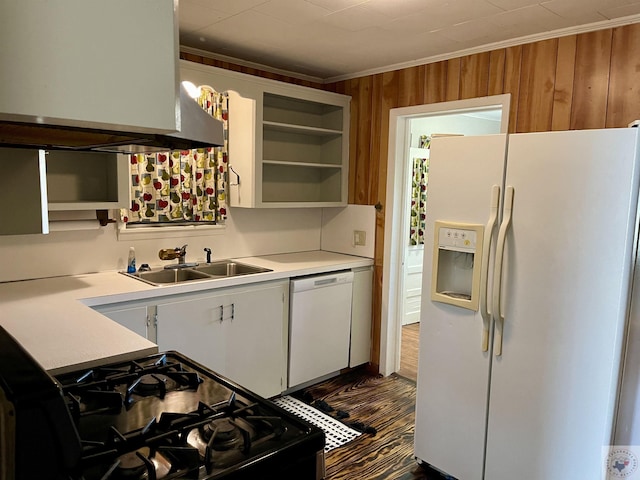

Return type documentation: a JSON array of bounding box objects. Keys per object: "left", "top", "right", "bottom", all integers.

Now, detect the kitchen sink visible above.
[
  {"left": 193, "top": 261, "right": 272, "bottom": 277},
  {"left": 121, "top": 260, "right": 272, "bottom": 286},
  {"left": 132, "top": 268, "right": 212, "bottom": 285}
]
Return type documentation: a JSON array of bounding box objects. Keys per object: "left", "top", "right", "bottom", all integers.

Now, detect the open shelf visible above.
[
  {"left": 262, "top": 163, "right": 343, "bottom": 204},
  {"left": 46, "top": 150, "right": 128, "bottom": 210},
  {"left": 263, "top": 93, "right": 343, "bottom": 131},
  {"left": 263, "top": 121, "right": 342, "bottom": 136},
  {"left": 256, "top": 91, "right": 348, "bottom": 207},
  {"left": 263, "top": 127, "right": 343, "bottom": 166}
]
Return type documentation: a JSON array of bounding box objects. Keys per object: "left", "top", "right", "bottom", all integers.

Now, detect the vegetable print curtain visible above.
[
  {"left": 122, "top": 88, "right": 228, "bottom": 224},
  {"left": 409, "top": 157, "right": 429, "bottom": 245}
]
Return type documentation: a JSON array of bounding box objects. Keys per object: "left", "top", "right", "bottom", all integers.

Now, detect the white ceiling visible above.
[{"left": 178, "top": 0, "right": 640, "bottom": 82}]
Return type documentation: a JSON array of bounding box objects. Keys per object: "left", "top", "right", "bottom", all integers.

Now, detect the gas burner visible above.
[
  {"left": 186, "top": 416, "right": 255, "bottom": 470},
  {"left": 129, "top": 374, "right": 168, "bottom": 398},
  {"left": 203, "top": 418, "right": 243, "bottom": 450},
  {"left": 107, "top": 447, "right": 171, "bottom": 480}
]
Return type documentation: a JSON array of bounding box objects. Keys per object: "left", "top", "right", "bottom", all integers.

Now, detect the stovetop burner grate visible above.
[{"left": 51, "top": 352, "right": 325, "bottom": 480}]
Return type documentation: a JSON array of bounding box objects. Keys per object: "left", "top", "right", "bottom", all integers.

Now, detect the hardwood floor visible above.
[
  {"left": 296, "top": 326, "right": 445, "bottom": 480},
  {"left": 397, "top": 323, "right": 420, "bottom": 382}
]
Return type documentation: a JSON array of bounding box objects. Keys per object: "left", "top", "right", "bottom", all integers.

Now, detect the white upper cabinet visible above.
[{"left": 180, "top": 61, "right": 350, "bottom": 208}]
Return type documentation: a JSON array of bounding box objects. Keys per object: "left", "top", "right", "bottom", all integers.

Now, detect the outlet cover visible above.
[{"left": 354, "top": 230, "right": 366, "bottom": 246}]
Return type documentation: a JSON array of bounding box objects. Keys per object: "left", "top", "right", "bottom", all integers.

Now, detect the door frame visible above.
[{"left": 379, "top": 94, "right": 511, "bottom": 376}]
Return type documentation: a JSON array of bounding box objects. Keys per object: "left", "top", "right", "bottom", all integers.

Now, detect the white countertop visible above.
[{"left": 0, "top": 250, "right": 373, "bottom": 375}]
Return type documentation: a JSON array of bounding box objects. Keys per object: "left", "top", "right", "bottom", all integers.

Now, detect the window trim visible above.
[{"left": 116, "top": 218, "right": 226, "bottom": 241}]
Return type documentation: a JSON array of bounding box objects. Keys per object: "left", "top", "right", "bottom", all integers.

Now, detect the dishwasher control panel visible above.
[{"left": 290, "top": 271, "right": 354, "bottom": 292}]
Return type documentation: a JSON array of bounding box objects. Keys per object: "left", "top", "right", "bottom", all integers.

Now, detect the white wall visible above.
[
  {"left": 0, "top": 207, "right": 323, "bottom": 282},
  {"left": 410, "top": 111, "right": 502, "bottom": 139}
]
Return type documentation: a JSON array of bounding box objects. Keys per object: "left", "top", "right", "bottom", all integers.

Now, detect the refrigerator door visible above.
[
  {"left": 414, "top": 134, "right": 507, "bottom": 480},
  {"left": 484, "top": 129, "right": 640, "bottom": 479}
]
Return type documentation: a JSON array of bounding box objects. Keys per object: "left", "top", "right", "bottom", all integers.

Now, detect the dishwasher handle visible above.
[{"left": 291, "top": 271, "right": 354, "bottom": 293}]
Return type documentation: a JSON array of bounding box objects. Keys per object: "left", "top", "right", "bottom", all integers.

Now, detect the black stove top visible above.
[
  {"left": 55, "top": 353, "right": 325, "bottom": 480},
  {"left": 0, "top": 326, "right": 325, "bottom": 480}
]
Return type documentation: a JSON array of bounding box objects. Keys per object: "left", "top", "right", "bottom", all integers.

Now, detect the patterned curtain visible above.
[
  {"left": 409, "top": 157, "right": 429, "bottom": 245},
  {"left": 121, "top": 88, "right": 228, "bottom": 224}
]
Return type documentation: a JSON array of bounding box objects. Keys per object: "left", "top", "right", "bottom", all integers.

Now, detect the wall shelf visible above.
[
  {"left": 180, "top": 61, "right": 350, "bottom": 208},
  {"left": 46, "top": 150, "right": 129, "bottom": 211}
]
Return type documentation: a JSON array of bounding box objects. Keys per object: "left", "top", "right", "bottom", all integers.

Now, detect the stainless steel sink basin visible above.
[
  {"left": 129, "top": 268, "right": 212, "bottom": 285},
  {"left": 121, "top": 260, "right": 272, "bottom": 286},
  {"left": 193, "top": 261, "right": 272, "bottom": 277}
]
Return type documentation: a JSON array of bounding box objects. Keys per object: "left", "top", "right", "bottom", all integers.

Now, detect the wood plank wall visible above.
[
  {"left": 182, "top": 22, "right": 640, "bottom": 372},
  {"left": 326, "top": 23, "right": 640, "bottom": 371}
]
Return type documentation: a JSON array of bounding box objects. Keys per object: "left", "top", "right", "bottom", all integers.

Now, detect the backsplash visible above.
[{"left": 0, "top": 207, "right": 323, "bottom": 283}]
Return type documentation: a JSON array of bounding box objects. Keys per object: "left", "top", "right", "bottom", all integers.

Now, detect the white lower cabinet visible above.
[
  {"left": 349, "top": 266, "right": 373, "bottom": 367},
  {"left": 154, "top": 280, "right": 287, "bottom": 398},
  {"left": 95, "top": 267, "right": 371, "bottom": 396}
]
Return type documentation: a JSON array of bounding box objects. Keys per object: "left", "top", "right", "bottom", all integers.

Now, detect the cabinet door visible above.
[
  {"left": 155, "top": 282, "right": 286, "bottom": 398},
  {"left": 156, "top": 292, "right": 228, "bottom": 375},
  {"left": 225, "top": 282, "right": 286, "bottom": 398},
  {"left": 0, "top": 148, "right": 48, "bottom": 235},
  {"left": 93, "top": 304, "right": 149, "bottom": 339}
]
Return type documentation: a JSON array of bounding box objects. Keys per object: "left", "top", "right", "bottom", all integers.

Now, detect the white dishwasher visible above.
[{"left": 288, "top": 270, "right": 354, "bottom": 388}]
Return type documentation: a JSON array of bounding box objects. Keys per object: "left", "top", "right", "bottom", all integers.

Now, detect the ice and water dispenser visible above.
[{"left": 430, "top": 221, "right": 484, "bottom": 311}]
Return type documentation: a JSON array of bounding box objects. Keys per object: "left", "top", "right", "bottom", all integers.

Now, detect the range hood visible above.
[
  {"left": 0, "top": 0, "right": 223, "bottom": 154},
  {"left": 0, "top": 83, "right": 224, "bottom": 153}
]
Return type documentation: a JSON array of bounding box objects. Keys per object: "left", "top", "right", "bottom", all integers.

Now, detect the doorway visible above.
[{"left": 380, "top": 95, "right": 511, "bottom": 377}]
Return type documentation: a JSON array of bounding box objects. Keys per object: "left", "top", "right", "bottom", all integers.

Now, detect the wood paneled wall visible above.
[
  {"left": 182, "top": 23, "right": 640, "bottom": 372},
  {"left": 326, "top": 22, "right": 640, "bottom": 371}
]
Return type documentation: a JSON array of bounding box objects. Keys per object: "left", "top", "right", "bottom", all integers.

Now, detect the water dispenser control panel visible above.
[
  {"left": 438, "top": 227, "right": 478, "bottom": 253},
  {"left": 431, "top": 221, "right": 484, "bottom": 311}
]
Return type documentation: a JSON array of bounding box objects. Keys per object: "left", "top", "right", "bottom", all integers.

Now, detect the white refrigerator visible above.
[{"left": 414, "top": 127, "right": 640, "bottom": 479}]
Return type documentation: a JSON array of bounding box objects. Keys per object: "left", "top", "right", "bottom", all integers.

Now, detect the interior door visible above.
[
  {"left": 484, "top": 129, "right": 640, "bottom": 479},
  {"left": 414, "top": 134, "right": 507, "bottom": 480},
  {"left": 402, "top": 246, "right": 424, "bottom": 325}
]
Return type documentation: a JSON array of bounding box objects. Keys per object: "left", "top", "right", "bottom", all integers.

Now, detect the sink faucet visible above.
[
  {"left": 159, "top": 244, "right": 188, "bottom": 265},
  {"left": 204, "top": 247, "right": 212, "bottom": 263}
]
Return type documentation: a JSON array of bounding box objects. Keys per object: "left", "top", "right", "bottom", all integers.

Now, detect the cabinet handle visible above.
[
  {"left": 229, "top": 165, "right": 241, "bottom": 186},
  {"left": 219, "top": 305, "right": 224, "bottom": 323},
  {"left": 231, "top": 303, "right": 235, "bottom": 322}
]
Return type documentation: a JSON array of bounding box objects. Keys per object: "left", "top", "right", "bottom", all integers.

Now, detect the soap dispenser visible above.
[{"left": 127, "top": 247, "right": 136, "bottom": 273}]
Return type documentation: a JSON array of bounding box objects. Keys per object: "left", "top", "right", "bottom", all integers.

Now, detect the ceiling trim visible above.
[
  {"left": 181, "top": 14, "right": 640, "bottom": 85},
  {"left": 325, "top": 14, "right": 640, "bottom": 83},
  {"left": 179, "top": 46, "right": 326, "bottom": 85}
]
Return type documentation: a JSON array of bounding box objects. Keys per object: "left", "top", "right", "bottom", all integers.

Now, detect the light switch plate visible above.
[{"left": 354, "top": 230, "right": 366, "bottom": 246}]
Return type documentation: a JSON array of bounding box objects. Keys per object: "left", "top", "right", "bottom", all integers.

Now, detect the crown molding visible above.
[
  {"left": 179, "top": 46, "right": 325, "bottom": 85},
  {"left": 324, "top": 14, "right": 640, "bottom": 83}
]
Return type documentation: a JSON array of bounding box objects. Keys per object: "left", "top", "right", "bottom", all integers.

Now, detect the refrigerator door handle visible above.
[
  {"left": 479, "top": 185, "right": 500, "bottom": 352},
  {"left": 492, "top": 185, "right": 514, "bottom": 356}
]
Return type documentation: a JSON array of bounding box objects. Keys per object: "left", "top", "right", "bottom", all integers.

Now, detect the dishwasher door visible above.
[{"left": 288, "top": 271, "right": 354, "bottom": 388}]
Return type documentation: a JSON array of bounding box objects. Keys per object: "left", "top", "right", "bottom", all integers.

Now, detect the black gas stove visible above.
[{"left": 0, "top": 326, "right": 325, "bottom": 480}]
